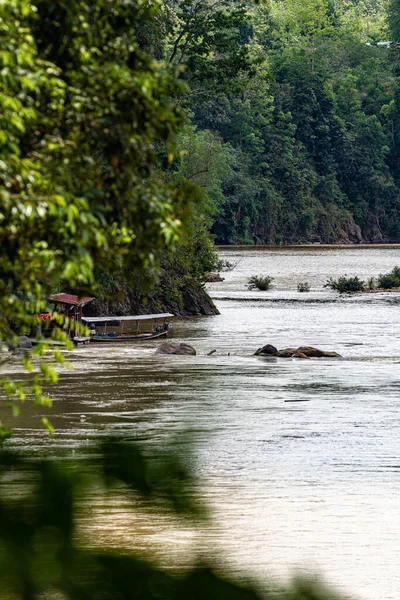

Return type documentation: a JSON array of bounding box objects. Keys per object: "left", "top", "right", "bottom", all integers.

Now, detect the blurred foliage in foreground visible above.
[{"left": 0, "top": 440, "right": 343, "bottom": 600}]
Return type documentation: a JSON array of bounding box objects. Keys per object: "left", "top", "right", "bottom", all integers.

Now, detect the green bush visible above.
[
  {"left": 247, "top": 275, "right": 274, "bottom": 291},
  {"left": 324, "top": 276, "right": 365, "bottom": 293},
  {"left": 377, "top": 267, "right": 400, "bottom": 289},
  {"left": 215, "top": 258, "right": 240, "bottom": 272},
  {"left": 367, "top": 277, "right": 376, "bottom": 290},
  {"left": 297, "top": 282, "right": 310, "bottom": 292}
]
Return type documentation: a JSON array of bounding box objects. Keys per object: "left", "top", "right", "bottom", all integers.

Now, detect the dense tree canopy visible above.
[{"left": 166, "top": 0, "right": 400, "bottom": 244}]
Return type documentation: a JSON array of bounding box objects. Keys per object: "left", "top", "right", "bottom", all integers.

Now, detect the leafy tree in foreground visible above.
[{"left": 0, "top": 0, "right": 200, "bottom": 429}]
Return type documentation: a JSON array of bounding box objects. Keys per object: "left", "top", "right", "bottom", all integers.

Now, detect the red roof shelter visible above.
[{"left": 49, "top": 294, "right": 94, "bottom": 307}]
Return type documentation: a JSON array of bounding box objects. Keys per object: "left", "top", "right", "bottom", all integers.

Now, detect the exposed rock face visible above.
[
  {"left": 339, "top": 217, "right": 362, "bottom": 243},
  {"left": 17, "top": 336, "right": 32, "bottom": 350},
  {"left": 87, "top": 282, "right": 219, "bottom": 319},
  {"left": 206, "top": 272, "right": 225, "bottom": 283},
  {"left": 364, "top": 216, "right": 384, "bottom": 243},
  {"left": 254, "top": 344, "right": 278, "bottom": 356},
  {"left": 155, "top": 342, "right": 197, "bottom": 356},
  {"left": 181, "top": 288, "right": 219, "bottom": 316}
]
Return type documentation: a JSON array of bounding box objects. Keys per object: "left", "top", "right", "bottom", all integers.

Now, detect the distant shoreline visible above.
[{"left": 216, "top": 244, "right": 400, "bottom": 250}]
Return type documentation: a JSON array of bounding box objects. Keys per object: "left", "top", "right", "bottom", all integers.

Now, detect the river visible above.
[{"left": 2, "top": 246, "right": 400, "bottom": 599}]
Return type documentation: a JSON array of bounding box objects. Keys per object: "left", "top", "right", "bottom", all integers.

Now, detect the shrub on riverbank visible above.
[
  {"left": 377, "top": 267, "right": 400, "bottom": 289},
  {"left": 324, "top": 276, "right": 365, "bottom": 293},
  {"left": 248, "top": 275, "right": 274, "bottom": 291}
]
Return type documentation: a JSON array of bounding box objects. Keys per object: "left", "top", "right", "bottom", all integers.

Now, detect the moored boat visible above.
[{"left": 81, "top": 313, "right": 174, "bottom": 343}]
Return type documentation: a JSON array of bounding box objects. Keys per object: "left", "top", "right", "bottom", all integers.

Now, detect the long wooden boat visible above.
[{"left": 81, "top": 313, "right": 173, "bottom": 343}]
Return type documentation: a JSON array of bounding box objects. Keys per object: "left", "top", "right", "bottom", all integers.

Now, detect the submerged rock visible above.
[
  {"left": 297, "top": 346, "right": 341, "bottom": 358},
  {"left": 255, "top": 344, "right": 278, "bottom": 356},
  {"left": 155, "top": 342, "right": 197, "bottom": 356},
  {"left": 263, "top": 346, "right": 343, "bottom": 358}
]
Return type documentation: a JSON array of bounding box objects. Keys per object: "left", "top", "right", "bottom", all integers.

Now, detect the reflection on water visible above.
[{"left": 2, "top": 247, "right": 400, "bottom": 599}]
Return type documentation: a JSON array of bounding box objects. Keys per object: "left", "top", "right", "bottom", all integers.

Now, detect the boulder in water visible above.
[
  {"left": 255, "top": 344, "right": 278, "bottom": 356},
  {"left": 17, "top": 336, "right": 32, "bottom": 350},
  {"left": 155, "top": 342, "right": 197, "bottom": 356}
]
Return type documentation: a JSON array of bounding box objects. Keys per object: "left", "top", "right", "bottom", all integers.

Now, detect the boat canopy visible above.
[
  {"left": 49, "top": 293, "right": 95, "bottom": 307},
  {"left": 82, "top": 313, "right": 174, "bottom": 323}
]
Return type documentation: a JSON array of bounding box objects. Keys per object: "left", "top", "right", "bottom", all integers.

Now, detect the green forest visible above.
[
  {"left": 3, "top": 0, "right": 400, "bottom": 320},
  {"left": 101, "top": 0, "right": 400, "bottom": 313},
  {"left": 94, "top": 0, "right": 400, "bottom": 313},
  {"left": 4, "top": 0, "right": 400, "bottom": 317},
  {"left": 161, "top": 0, "right": 400, "bottom": 246}
]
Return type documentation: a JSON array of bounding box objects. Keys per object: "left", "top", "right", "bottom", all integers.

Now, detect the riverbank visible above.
[
  {"left": 362, "top": 287, "right": 400, "bottom": 293},
  {"left": 217, "top": 243, "right": 400, "bottom": 249}
]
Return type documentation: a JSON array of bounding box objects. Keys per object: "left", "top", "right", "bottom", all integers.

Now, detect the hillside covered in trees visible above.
[
  {"left": 157, "top": 0, "right": 400, "bottom": 244},
  {"left": 4, "top": 0, "right": 400, "bottom": 321}
]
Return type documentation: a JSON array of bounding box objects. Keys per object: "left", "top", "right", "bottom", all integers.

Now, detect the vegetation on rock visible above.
[
  {"left": 377, "top": 266, "right": 400, "bottom": 288},
  {"left": 324, "top": 276, "right": 366, "bottom": 293},
  {"left": 247, "top": 275, "right": 274, "bottom": 291},
  {"left": 297, "top": 282, "right": 311, "bottom": 293},
  {"left": 324, "top": 267, "right": 400, "bottom": 292}
]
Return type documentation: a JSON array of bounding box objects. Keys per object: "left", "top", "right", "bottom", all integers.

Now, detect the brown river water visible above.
[{"left": 2, "top": 246, "right": 400, "bottom": 599}]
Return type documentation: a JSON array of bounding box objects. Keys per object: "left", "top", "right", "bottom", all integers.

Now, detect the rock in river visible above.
[
  {"left": 254, "top": 344, "right": 278, "bottom": 356},
  {"left": 276, "top": 346, "right": 341, "bottom": 358},
  {"left": 291, "top": 350, "right": 310, "bottom": 359},
  {"left": 206, "top": 272, "right": 225, "bottom": 283},
  {"left": 17, "top": 336, "right": 32, "bottom": 350},
  {"left": 296, "top": 346, "right": 341, "bottom": 358},
  {"left": 258, "top": 346, "right": 342, "bottom": 358},
  {"left": 155, "top": 342, "right": 197, "bottom": 356},
  {"left": 277, "top": 348, "right": 297, "bottom": 358}
]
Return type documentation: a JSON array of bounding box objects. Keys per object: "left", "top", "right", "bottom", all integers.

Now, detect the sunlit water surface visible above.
[{"left": 2, "top": 246, "right": 400, "bottom": 599}]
